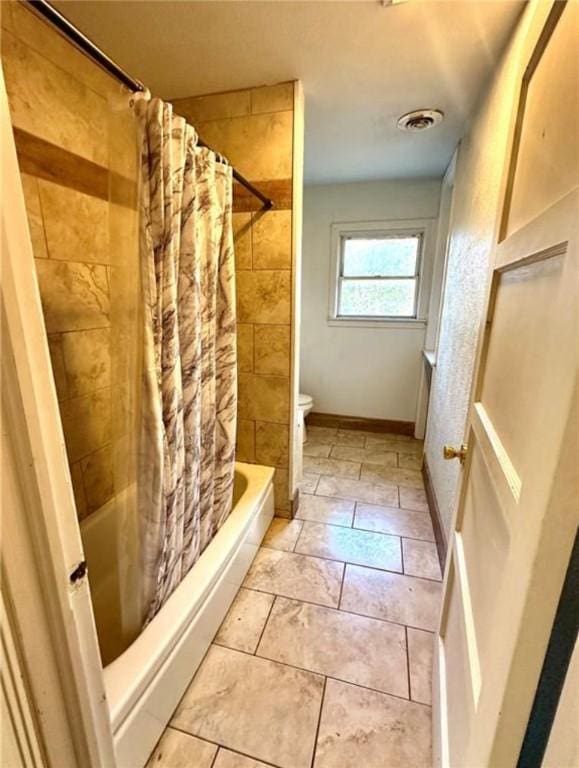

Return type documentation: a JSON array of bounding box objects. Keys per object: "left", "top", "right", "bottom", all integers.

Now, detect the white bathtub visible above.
[{"left": 85, "top": 462, "right": 274, "bottom": 768}]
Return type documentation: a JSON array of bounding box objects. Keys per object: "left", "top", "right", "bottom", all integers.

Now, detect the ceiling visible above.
[{"left": 54, "top": 1, "right": 524, "bottom": 184}]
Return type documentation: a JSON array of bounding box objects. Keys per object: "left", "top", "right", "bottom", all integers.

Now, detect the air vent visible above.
[{"left": 397, "top": 109, "right": 444, "bottom": 132}]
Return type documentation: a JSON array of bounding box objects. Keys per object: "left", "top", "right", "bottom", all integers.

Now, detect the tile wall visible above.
[
  {"left": 2, "top": 1, "right": 139, "bottom": 521},
  {"left": 173, "top": 83, "right": 298, "bottom": 517},
  {"left": 3, "top": 2, "right": 300, "bottom": 521}
]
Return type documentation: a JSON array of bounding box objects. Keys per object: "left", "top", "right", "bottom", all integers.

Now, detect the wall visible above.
[
  {"left": 2, "top": 1, "right": 139, "bottom": 522},
  {"left": 423, "top": 4, "right": 537, "bottom": 539},
  {"left": 173, "top": 84, "right": 300, "bottom": 517},
  {"left": 300, "top": 179, "right": 441, "bottom": 423},
  {"left": 413, "top": 152, "right": 458, "bottom": 440},
  {"left": 424, "top": 152, "right": 457, "bottom": 354}
]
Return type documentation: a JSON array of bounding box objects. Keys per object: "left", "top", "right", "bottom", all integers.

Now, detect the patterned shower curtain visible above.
[{"left": 137, "top": 98, "right": 237, "bottom": 622}]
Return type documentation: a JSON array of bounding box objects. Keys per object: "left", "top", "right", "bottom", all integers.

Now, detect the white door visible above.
[{"left": 433, "top": 2, "right": 579, "bottom": 766}]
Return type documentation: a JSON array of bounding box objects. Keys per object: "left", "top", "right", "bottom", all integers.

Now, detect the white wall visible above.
[
  {"left": 300, "top": 179, "right": 441, "bottom": 422},
  {"left": 424, "top": 8, "right": 532, "bottom": 538},
  {"left": 413, "top": 154, "right": 457, "bottom": 439},
  {"left": 424, "top": 152, "right": 457, "bottom": 354}
]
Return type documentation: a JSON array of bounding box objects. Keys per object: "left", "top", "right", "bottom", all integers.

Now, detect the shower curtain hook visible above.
[{"left": 130, "top": 87, "right": 152, "bottom": 109}]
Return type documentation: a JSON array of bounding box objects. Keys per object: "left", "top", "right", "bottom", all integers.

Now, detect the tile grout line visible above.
[
  {"left": 312, "top": 473, "right": 321, "bottom": 494},
  {"left": 294, "top": 515, "right": 407, "bottom": 541},
  {"left": 312, "top": 473, "right": 422, "bottom": 505},
  {"left": 169, "top": 724, "right": 283, "bottom": 768},
  {"left": 209, "top": 746, "right": 219, "bottom": 768},
  {"left": 253, "top": 594, "right": 277, "bottom": 656},
  {"left": 355, "top": 530, "right": 435, "bottom": 546},
  {"left": 404, "top": 625, "right": 412, "bottom": 701},
  {"left": 301, "top": 489, "right": 431, "bottom": 517},
  {"left": 400, "top": 535, "right": 405, "bottom": 575},
  {"left": 336, "top": 560, "right": 347, "bottom": 610},
  {"left": 243, "top": 583, "right": 439, "bottom": 635},
  {"left": 351, "top": 500, "right": 358, "bottom": 529},
  {"left": 251, "top": 322, "right": 256, "bottom": 374},
  {"left": 220, "top": 640, "right": 429, "bottom": 708},
  {"left": 223, "top": 745, "right": 281, "bottom": 768},
  {"left": 286, "top": 538, "right": 406, "bottom": 578},
  {"left": 251, "top": 541, "right": 440, "bottom": 591},
  {"left": 337, "top": 562, "right": 348, "bottom": 611},
  {"left": 304, "top": 454, "right": 364, "bottom": 475},
  {"left": 291, "top": 519, "right": 304, "bottom": 552},
  {"left": 309, "top": 675, "right": 328, "bottom": 768}
]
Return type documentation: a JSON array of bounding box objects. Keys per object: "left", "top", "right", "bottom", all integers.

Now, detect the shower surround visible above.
[
  {"left": 3, "top": 3, "right": 302, "bottom": 530},
  {"left": 2, "top": 1, "right": 140, "bottom": 529},
  {"left": 173, "top": 83, "right": 302, "bottom": 519},
  {"left": 2, "top": 0, "right": 146, "bottom": 661}
]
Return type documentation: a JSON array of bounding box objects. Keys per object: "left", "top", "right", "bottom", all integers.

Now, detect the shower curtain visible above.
[{"left": 137, "top": 97, "right": 237, "bottom": 622}]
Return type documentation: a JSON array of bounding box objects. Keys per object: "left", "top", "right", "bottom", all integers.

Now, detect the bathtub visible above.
[{"left": 82, "top": 462, "right": 274, "bottom": 768}]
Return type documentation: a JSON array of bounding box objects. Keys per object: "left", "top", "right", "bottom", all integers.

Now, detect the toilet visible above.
[{"left": 298, "top": 392, "right": 314, "bottom": 443}]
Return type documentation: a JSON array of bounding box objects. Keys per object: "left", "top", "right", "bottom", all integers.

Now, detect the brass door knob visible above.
[{"left": 443, "top": 444, "right": 468, "bottom": 464}]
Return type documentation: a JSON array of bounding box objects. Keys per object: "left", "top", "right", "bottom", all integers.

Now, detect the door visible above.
[{"left": 433, "top": 2, "right": 579, "bottom": 766}]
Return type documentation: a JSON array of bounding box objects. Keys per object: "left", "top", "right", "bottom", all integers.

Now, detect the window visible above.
[{"left": 335, "top": 231, "right": 422, "bottom": 319}]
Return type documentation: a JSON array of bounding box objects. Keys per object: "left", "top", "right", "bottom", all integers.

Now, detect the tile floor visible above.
[{"left": 148, "top": 428, "right": 442, "bottom": 768}]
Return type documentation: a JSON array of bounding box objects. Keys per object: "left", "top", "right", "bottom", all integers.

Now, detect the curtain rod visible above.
[{"left": 25, "top": 0, "right": 274, "bottom": 209}]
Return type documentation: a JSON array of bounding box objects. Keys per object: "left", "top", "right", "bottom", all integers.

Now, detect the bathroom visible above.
[{"left": 1, "top": 2, "right": 577, "bottom": 768}]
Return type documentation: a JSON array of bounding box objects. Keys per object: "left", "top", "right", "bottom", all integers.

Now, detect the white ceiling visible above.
[{"left": 55, "top": 1, "right": 524, "bottom": 183}]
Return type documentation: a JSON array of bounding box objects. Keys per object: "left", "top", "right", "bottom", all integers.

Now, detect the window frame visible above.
[
  {"left": 337, "top": 230, "right": 423, "bottom": 320},
  {"left": 328, "top": 219, "right": 435, "bottom": 328}
]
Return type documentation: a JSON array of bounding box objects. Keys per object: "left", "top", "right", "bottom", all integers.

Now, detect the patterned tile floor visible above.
[{"left": 148, "top": 427, "right": 442, "bottom": 768}]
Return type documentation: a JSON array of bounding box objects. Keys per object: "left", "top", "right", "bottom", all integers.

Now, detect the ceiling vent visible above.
[{"left": 397, "top": 109, "right": 444, "bottom": 132}]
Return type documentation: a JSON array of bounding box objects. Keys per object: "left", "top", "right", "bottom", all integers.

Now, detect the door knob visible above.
[{"left": 443, "top": 444, "right": 468, "bottom": 464}]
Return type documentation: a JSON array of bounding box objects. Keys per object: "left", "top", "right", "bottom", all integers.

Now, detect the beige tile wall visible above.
[
  {"left": 173, "top": 83, "right": 297, "bottom": 516},
  {"left": 4, "top": 1, "right": 298, "bottom": 520},
  {"left": 3, "top": 2, "right": 139, "bottom": 521}
]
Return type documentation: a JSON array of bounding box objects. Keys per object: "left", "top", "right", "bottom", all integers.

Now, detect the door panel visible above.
[
  {"left": 443, "top": 561, "right": 475, "bottom": 764},
  {"left": 460, "top": 441, "right": 509, "bottom": 663},
  {"left": 506, "top": 2, "right": 579, "bottom": 236},
  {"left": 479, "top": 250, "right": 568, "bottom": 477}
]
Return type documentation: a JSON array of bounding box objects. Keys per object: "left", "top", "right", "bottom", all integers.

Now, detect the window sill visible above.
[{"left": 327, "top": 317, "right": 427, "bottom": 330}]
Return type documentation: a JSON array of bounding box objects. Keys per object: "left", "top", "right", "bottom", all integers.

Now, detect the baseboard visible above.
[
  {"left": 422, "top": 456, "right": 447, "bottom": 569},
  {"left": 307, "top": 411, "right": 415, "bottom": 436}
]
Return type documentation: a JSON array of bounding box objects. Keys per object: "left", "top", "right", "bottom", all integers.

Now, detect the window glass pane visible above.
[
  {"left": 342, "top": 236, "right": 419, "bottom": 277},
  {"left": 339, "top": 278, "right": 416, "bottom": 317}
]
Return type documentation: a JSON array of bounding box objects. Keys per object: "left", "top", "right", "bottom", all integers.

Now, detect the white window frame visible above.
[{"left": 328, "top": 218, "right": 436, "bottom": 328}]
